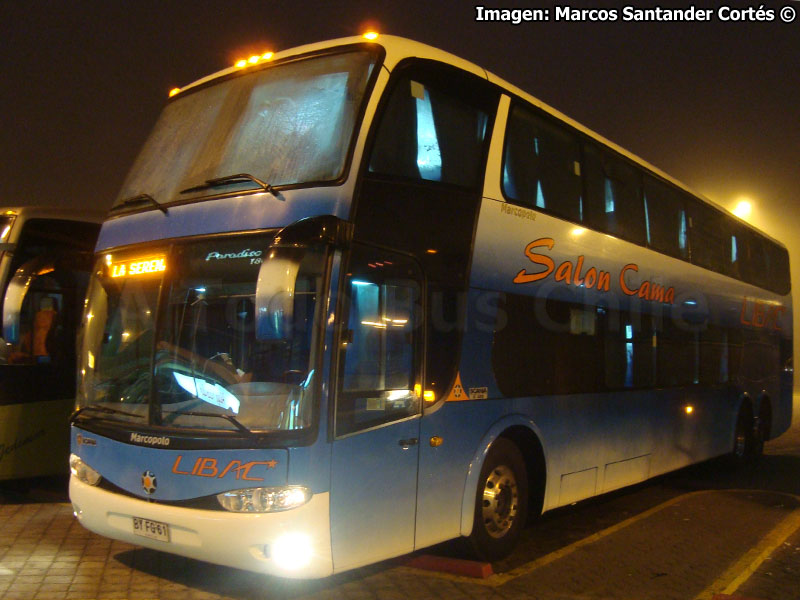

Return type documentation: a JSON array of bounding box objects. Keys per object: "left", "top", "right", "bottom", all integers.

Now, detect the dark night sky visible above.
[{"left": 1, "top": 1, "right": 798, "bottom": 240}]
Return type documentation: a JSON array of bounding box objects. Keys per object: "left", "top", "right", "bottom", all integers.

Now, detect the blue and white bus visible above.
[
  {"left": 1, "top": 206, "right": 101, "bottom": 481},
  {"left": 68, "top": 34, "right": 792, "bottom": 578}
]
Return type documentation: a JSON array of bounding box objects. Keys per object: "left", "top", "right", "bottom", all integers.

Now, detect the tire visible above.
[
  {"left": 467, "top": 438, "right": 528, "bottom": 562},
  {"left": 730, "top": 404, "right": 755, "bottom": 466},
  {"left": 752, "top": 402, "right": 772, "bottom": 461}
]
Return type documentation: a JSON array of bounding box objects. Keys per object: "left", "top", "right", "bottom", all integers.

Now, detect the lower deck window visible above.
[{"left": 492, "top": 292, "right": 780, "bottom": 397}]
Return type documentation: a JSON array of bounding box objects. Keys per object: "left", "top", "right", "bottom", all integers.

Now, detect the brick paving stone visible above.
[
  {"left": 735, "top": 527, "right": 800, "bottom": 600},
  {"left": 2, "top": 422, "right": 800, "bottom": 600}
]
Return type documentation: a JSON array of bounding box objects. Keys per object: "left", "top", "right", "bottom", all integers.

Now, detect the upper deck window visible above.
[
  {"left": 114, "top": 49, "right": 378, "bottom": 208},
  {"left": 583, "top": 144, "right": 646, "bottom": 245},
  {"left": 368, "top": 77, "right": 489, "bottom": 188},
  {"left": 643, "top": 176, "right": 689, "bottom": 260},
  {"left": 502, "top": 105, "right": 583, "bottom": 223}
]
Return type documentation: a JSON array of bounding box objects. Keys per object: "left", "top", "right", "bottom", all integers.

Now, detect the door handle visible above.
[{"left": 398, "top": 438, "right": 418, "bottom": 448}]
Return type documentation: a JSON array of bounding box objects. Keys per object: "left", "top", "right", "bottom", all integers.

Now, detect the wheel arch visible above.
[
  {"left": 755, "top": 393, "right": 773, "bottom": 441},
  {"left": 459, "top": 415, "right": 548, "bottom": 537}
]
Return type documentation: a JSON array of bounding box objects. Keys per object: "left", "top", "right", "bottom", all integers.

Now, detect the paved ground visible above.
[{"left": 2, "top": 408, "right": 799, "bottom": 600}]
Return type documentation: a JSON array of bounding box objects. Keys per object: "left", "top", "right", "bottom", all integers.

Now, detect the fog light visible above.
[
  {"left": 69, "top": 454, "right": 102, "bottom": 486},
  {"left": 272, "top": 532, "right": 313, "bottom": 570},
  {"left": 217, "top": 486, "right": 311, "bottom": 513}
]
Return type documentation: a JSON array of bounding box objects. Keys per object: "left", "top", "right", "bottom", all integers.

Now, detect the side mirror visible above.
[{"left": 255, "top": 252, "right": 301, "bottom": 340}]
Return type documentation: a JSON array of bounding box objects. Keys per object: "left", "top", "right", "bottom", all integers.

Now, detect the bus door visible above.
[{"left": 330, "top": 245, "right": 424, "bottom": 572}]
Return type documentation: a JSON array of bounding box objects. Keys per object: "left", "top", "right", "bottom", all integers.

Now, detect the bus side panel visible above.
[
  {"left": 416, "top": 400, "right": 509, "bottom": 548},
  {"left": 452, "top": 196, "right": 790, "bottom": 515},
  {"left": 0, "top": 399, "right": 71, "bottom": 480}
]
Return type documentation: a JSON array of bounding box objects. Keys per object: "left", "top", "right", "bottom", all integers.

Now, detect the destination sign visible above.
[{"left": 109, "top": 255, "right": 166, "bottom": 278}]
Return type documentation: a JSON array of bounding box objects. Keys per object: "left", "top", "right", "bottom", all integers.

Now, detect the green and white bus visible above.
[{"left": 1, "top": 206, "right": 101, "bottom": 480}]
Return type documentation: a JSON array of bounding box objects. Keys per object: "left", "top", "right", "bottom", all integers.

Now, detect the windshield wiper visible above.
[
  {"left": 161, "top": 410, "right": 254, "bottom": 435},
  {"left": 111, "top": 193, "right": 168, "bottom": 214},
  {"left": 70, "top": 404, "right": 146, "bottom": 423},
  {"left": 180, "top": 173, "right": 281, "bottom": 199}
]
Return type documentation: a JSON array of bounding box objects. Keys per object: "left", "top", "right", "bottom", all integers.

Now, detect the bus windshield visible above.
[
  {"left": 77, "top": 234, "right": 326, "bottom": 434},
  {"left": 114, "top": 49, "right": 378, "bottom": 207}
]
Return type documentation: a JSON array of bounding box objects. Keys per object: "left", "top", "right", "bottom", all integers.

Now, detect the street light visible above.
[{"left": 732, "top": 198, "right": 753, "bottom": 219}]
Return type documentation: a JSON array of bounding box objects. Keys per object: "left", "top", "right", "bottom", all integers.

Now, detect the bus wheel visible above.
[
  {"left": 752, "top": 402, "right": 772, "bottom": 461},
  {"left": 731, "top": 405, "right": 755, "bottom": 465},
  {"left": 467, "top": 438, "right": 528, "bottom": 562}
]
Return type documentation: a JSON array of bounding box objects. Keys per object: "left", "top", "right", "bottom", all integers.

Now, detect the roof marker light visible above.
[
  {"left": 248, "top": 55, "right": 260, "bottom": 64},
  {"left": 261, "top": 51, "right": 274, "bottom": 60},
  {"left": 169, "top": 87, "right": 181, "bottom": 97},
  {"left": 235, "top": 59, "right": 248, "bottom": 68},
  {"left": 363, "top": 31, "right": 379, "bottom": 40}
]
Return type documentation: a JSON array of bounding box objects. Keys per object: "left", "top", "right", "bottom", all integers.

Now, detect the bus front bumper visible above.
[{"left": 69, "top": 476, "right": 333, "bottom": 578}]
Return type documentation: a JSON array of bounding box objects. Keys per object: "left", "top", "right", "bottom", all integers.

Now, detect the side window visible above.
[
  {"left": 687, "top": 200, "right": 728, "bottom": 273},
  {"left": 739, "top": 230, "right": 770, "bottom": 291},
  {"left": 502, "top": 105, "right": 583, "bottom": 223},
  {"left": 729, "top": 224, "right": 744, "bottom": 280},
  {"left": 766, "top": 243, "right": 790, "bottom": 295},
  {"left": 643, "top": 176, "right": 688, "bottom": 260},
  {"left": 336, "top": 246, "right": 423, "bottom": 436},
  {"left": 492, "top": 293, "right": 602, "bottom": 396},
  {"left": 5, "top": 283, "right": 64, "bottom": 366},
  {"left": 583, "top": 144, "right": 646, "bottom": 245},
  {"left": 368, "top": 76, "right": 489, "bottom": 187},
  {"left": 656, "top": 316, "right": 698, "bottom": 387}
]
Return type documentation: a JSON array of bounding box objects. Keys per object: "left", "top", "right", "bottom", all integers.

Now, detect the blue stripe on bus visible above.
[
  {"left": 96, "top": 188, "right": 349, "bottom": 251},
  {"left": 71, "top": 427, "right": 330, "bottom": 501}
]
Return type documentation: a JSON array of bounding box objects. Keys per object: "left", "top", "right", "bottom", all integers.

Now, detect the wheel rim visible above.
[
  {"left": 734, "top": 430, "right": 747, "bottom": 457},
  {"left": 481, "top": 464, "right": 519, "bottom": 539}
]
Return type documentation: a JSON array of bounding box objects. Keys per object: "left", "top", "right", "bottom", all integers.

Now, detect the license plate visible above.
[{"left": 132, "top": 517, "right": 170, "bottom": 542}]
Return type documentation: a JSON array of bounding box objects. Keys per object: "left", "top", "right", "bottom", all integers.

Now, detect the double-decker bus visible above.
[
  {"left": 68, "top": 34, "right": 792, "bottom": 578},
  {"left": 1, "top": 206, "right": 102, "bottom": 481}
]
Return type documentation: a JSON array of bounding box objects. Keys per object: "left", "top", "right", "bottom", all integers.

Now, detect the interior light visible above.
[
  {"left": 423, "top": 390, "right": 436, "bottom": 402},
  {"left": 0, "top": 225, "right": 10, "bottom": 240},
  {"left": 362, "top": 31, "right": 379, "bottom": 40},
  {"left": 169, "top": 87, "right": 181, "bottom": 97}
]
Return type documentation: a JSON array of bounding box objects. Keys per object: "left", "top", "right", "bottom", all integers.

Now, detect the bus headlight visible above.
[
  {"left": 217, "top": 486, "right": 311, "bottom": 513},
  {"left": 69, "top": 454, "right": 102, "bottom": 486}
]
